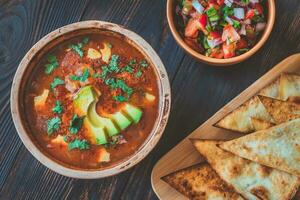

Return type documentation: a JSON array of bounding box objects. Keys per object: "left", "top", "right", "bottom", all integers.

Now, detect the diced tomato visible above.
[
  {"left": 207, "top": 0, "right": 220, "bottom": 9},
  {"left": 210, "top": 31, "right": 221, "bottom": 39},
  {"left": 185, "top": 18, "right": 199, "bottom": 38},
  {"left": 198, "top": 14, "right": 208, "bottom": 34},
  {"left": 245, "top": 9, "right": 255, "bottom": 20},
  {"left": 217, "top": 0, "right": 224, "bottom": 6},
  {"left": 222, "top": 42, "right": 236, "bottom": 58},
  {"left": 209, "top": 48, "right": 224, "bottom": 59},
  {"left": 236, "top": 38, "right": 248, "bottom": 49},
  {"left": 254, "top": 3, "right": 263, "bottom": 15}
]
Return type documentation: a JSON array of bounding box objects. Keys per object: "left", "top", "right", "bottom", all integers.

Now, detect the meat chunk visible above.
[{"left": 61, "top": 51, "right": 80, "bottom": 67}]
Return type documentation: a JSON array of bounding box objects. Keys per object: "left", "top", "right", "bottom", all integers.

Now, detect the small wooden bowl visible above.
[
  {"left": 167, "top": 0, "right": 276, "bottom": 66},
  {"left": 10, "top": 21, "right": 171, "bottom": 179}
]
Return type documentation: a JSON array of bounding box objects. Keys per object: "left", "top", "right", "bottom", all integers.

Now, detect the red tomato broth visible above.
[{"left": 24, "top": 33, "right": 159, "bottom": 169}]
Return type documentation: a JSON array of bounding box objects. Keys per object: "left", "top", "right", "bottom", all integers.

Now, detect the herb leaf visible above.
[
  {"left": 70, "top": 68, "right": 90, "bottom": 82},
  {"left": 68, "top": 139, "right": 90, "bottom": 150},
  {"left": 50, "top": 77, "right": 65, "bottom": 89},
  {"left": 45, "top": 55, "right": 59, "bottom": 74},
  {"left": 47, "top": 117, "right": 61, "bottom": 136},
  {"left": 135, "top": 70, "right": 142, "bottom": 78},
  {"left": 70, "top": 44, "right": 83, "bottom": 57},
  {"left": 82, "top": 37, "right": 89, "bottom": 44},
  {"left": 139, "top": 60, "right": 148, "bottom": 68},
  {"left": 121, "top": 65, "right": 134, "bottom": 73},
  {"left": 113, "top": 95, "right": 128, "bottom": 102},
  {"left": 52, "top": 100, "right": 63, "bottom": 114},
  {"left": 69, "top": 114, "right": 84, "bottom": 134},
  {"left": 108, "top": 55, "right": 120, "bottom": 73}
]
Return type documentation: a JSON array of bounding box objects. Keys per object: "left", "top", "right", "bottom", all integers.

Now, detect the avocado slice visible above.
[
  {"left": 84, "top": 117, "right": 108, "bottom": 145},
  {"left": 110, "top": 111, "right": 132, "bottom": 130},
  {"left": 87, "top": 101, "right": 119, "bottom": 137},
  {"left": 123, "top": 103, "right": 143, "bottom": 124},
  {"left": 73, "top": 85, "right": 98, "bottom": 116}
]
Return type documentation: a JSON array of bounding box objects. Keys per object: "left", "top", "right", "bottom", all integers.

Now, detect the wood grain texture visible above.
[{"left": 0, "top": 0, "right": 300, "bottom": 199}]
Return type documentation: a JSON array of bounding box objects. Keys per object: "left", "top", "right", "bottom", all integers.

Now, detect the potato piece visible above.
[
  {"left": 145, "top": 92, "right": 156, "bottom": 102},
  {"left": 34, "top": 89, "right": 49, "bottom": 109},
  {"left": 51, "top": 135, "right": 67, "bottom": 147},
  {"left": 100, "top": 42, "right": 111, "bottom": 63},
  {"left": 87, "top": 48, "right": 101, "bottom": 59}
]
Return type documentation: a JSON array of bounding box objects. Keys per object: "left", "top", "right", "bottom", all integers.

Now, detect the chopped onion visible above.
[
  {"left": 207, "top": 38, "right": 223, "bottom": 48},
  {"left": 243, "top": 19, "right": 251, "bottom": 25},
  {"left": 222, "top": 25, "right": 241, "bottom": 42},
  {"left": 224, "top": 0, "right": 233, "bottom": 7},
  {"left": 225, "top": 16, "right": 234, "bottom": 25},
  {"left": 256, "top": 22, "right": 266, "bottom": 32},
  {"left": 239, "top": 24, "right": 246, "bottom": 35},
  {"left": 234, "top": 8, "right": 245, "bottom": 20},
  {"left": 192, "top": 0, "right": 204, "bottom": 14}
]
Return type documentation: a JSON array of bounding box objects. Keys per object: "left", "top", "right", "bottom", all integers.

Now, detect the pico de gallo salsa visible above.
[{"left": 175, "top": 0, "right": 267, "bottom": 58}]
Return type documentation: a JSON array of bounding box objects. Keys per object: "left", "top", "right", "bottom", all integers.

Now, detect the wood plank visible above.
[{"left": 0, "top": 0, "right": 89, "bottom": 199}]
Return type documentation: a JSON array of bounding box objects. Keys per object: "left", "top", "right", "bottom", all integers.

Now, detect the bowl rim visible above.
[
  {"left": 10, "top": 20, "right": 171, "bottom": 179},
  {"left": 166, "top": 0, "right": 276, "bottom": 66}
]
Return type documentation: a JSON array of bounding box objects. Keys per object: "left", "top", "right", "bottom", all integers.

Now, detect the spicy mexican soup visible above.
[{"left": 24, "top": 32, "right": 159, "bottom": 169}]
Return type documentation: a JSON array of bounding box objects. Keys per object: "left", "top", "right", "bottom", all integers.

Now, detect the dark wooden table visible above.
[{"left": 0, "top": 0, "right": 300, "bottom": 199}]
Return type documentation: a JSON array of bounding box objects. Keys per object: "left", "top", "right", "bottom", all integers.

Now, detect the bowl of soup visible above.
[
  {"left": 11, "top": 21, "right": 171, "bottom": 178},
  {"left": 167, "top": 0, "right": 275, "bottom": 66}
]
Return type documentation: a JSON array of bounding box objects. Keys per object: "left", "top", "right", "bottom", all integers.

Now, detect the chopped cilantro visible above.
[
  {"left": 52, "top": 100, "right": 63, "bottom": 114},
  {"left": 100, "top": 66, "right": 110, "bottom": 79},
  {"left": 82, "top": 37, "right": 89, "bottom": 44},
  {"left": 121, "top": 65, "right": 134, "bottom": 73},
  {"left": 68, "top": 139, "right": 90, "bottom": 150},
  {"left": 70, "top": 68, "right": 89, "bottom": 82},
  {"left": 70, "top": 44, "right": 83, "bottom": 57},
  {"left": 50, "top": 77, "right": 64, "bottom": 89},
  {"left": 113, "top": 95, "right": 128, "bottom": 102},
  {"left": 206, "top": 7, "right": 217, "bottom": 17},
  {"left": 69, "top": 114, "right": 84, "bottom": 134},
  {"left": 108, "top": 55, "right": 120, "bottom": 73},
  {"left": 129, "top": 59, "right": 137, "bottom": 65},
  {"left": 135, "top": 70, "right": 143, "bottom": 78},
  {"left": 45, "top": 54, "right": 59, "bottom": 74},
  {"left": 105, "top": 78, "right": 133, "bottom": 101},
  {"left": 139, "top": 60, "right": 148, "bottom": 68},
  {"left": 47, "top": 117, "right": 61, "bottom": 136}
]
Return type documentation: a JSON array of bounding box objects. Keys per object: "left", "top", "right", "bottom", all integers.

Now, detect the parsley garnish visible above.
[
  {"left": 139, "top": 60, "right": 148, "bottom": 68},
  {"left": 121, "top": 65, "right": 134, "bottom": 73},
  {"left": 108, "top": 55, "right": 120, "bottom": 73},
  {"left": 69, "top": 37, "right": 89, "bottom": 57},
  {"left": 44, "top": 54, "right": 59, "bottom": 74},
  {"left": 223, "top": 6, "right": 234, "bottom": 18},
  {"left": 233, "top": 20, "right": 241, "bottom": 29},
  {"left": 69, "top": 114, "right": 84, "bottom": 134},
  {"left": 47, "top": 117, "right": 61, "bottom": 136},
  {"left": 52, "top": 100, "right": 63, "bottom": 114},
  {"left": 104, "top": 78, "right": 133, "bottom": 101},
  {"left": 113, "top": 95, "right": 128, "bottom": 102},
  {"left": 70, "top": 68, "right": 90, "bottom": 82},
  {"left": 68, "top": 139, "right": 90, "bottom": 150},
  {"left": 50, "top": 77, "right": 64, "bottom": 89},
  {"left": 135, "top": 70, "right": 143, "bottom": 78}
]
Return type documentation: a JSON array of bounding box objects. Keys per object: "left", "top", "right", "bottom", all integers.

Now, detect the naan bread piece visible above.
[
  {"left": 215, "top": 96, "right": 274, "bottom": 133},
  {"left": 259, "top": 79, "right": 279, "bottom": 99},
  {"left": 279, "top": 73, "right": 300, "bottom": 101},
  {"left": 251, "top": 117, "right": 274, "bottom": 131},
  {"left": 192, "top": 140, "right": 300, "bottom": 200},
  {"left": 220, "top": 118, "right": 300, "bottom": 177},
  {"left": 162, "top": 163, "right": 244, "bottom": 200},
  {"left": 258, "top": 95, "right": 300, "bottom": 124}
]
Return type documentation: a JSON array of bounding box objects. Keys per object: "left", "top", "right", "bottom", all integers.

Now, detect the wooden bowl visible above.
[
  {"left": 166, "top": 0, "right": 276, "bottom": 66},
  {"left": 10, "top": 21, "right": 171, "bottom": 179}
]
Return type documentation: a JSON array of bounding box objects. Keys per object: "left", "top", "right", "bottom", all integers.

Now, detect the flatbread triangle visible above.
[
  {"left": 220, "top": 118, "right": 300, "bottom": 177},
  {"left": 192, "top": 139, "right": 300, "bottom": 200},
  {"left": 162, "top": 163, "right": 244, "bottom": 200}
]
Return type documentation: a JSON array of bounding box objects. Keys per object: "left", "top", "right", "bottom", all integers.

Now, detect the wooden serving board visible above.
[{"left": 151, "top": 54, "right": 300, "bottom": 200}]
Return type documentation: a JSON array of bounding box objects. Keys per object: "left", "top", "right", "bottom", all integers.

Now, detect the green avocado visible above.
[
  {"left": 83, "top": 117, "right": 108, "bottom": 145},
  {"left": 87, "top": 101, "right": 119, "bottom": 137},
  {"left": 73, "top": 85, "right": 98, "bottom": 116},
  {"left": 123, "top": 103, "right": 142, "bottom": 124},
  {"left": 110, "top": 111, "right": 132, "bottom": 130}
]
